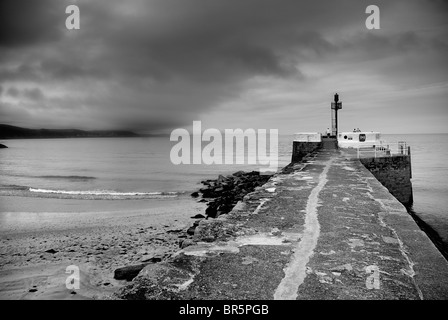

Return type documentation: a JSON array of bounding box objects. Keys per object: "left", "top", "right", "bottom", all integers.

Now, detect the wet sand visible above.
[{"left": 0, "top": 196, "right": 206, "bottom": 299}]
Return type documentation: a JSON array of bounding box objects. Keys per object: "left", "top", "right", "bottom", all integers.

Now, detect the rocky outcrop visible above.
[
  {"left": 115, "top": 254, "right": 204, "bottom": 300},
  {"left": 178, "top": 170, "right": 272, "bottom": 245},
  {"left": 114, "top": 264, "right": 149, "bottom": 281},
  {"left": 197, "top": 171, "right": 272, "bottom": 219}
]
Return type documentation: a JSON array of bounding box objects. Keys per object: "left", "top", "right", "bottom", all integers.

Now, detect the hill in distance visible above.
[{"left": 0, "top": 124, "right": 141, "bottom": 139}]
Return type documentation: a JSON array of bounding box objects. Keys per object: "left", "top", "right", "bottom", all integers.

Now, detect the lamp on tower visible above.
[{"left": 331, "top": 93, "right": 342, "bottom": 136}]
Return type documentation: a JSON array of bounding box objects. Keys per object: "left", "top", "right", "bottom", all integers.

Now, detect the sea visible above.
[{"left": 0, "top": 134, "right": 447, "bottom": 246}]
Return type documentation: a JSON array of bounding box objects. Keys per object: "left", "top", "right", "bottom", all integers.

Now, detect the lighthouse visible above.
[{"left": 331, "top": 93, "right": 342, "bottom": 136}]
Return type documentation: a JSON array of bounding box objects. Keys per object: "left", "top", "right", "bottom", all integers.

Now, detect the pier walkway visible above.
[{"left": 120, "top": 149, "right": 448, "bottom": 300}]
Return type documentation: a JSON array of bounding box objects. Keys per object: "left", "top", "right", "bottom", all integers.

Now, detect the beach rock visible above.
[
  {"left": 205, "top": 205, "right": 218, "bottom": 218},
  {"left": 186, "top": 220, "right": 201, "bottom": 235},
  {"left": 186, "top": 226, "right": 196, "bottom": 236},
  {"left": 191, "top": 214, "right": 205, "bottom": 219},
  {"left": 0, "top": 144, "right": 7, "bottom": 149},
  {"left": 190, "top": 191, "right": 199, "bottom": 198},
  {"left": 141, "top": 254, "right": 163, "bottom": 263},
  {"left": 114, "top": 264, "right": 148, "bottom": 281},
  {"left": 166, "top": 228, "right": 183, "bottom": 234},
  {"left": 180, "top": 239, "right": 195, "bottom": 249},
  {"left": 233, "top": 171, "right": 245, "bottom": 177},
  {"left": 115, "top": 255, "right": 202, "bottom": 300}
]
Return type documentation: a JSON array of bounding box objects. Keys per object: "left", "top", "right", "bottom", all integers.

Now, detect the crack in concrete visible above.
[
  {"left": 273, "top": 158, "right": 333, "bottom": 300},
  {"left": 367, "top": 190, "right": 424, "bottom": 300},
  {"left": 378, "top": 211, "right": 423, "bottom": 300},
  {"left": 252, "top": 198, "right": 270, "bottom": 215}
]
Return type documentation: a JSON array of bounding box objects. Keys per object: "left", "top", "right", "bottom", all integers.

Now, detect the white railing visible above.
[{"left": 356, "top": 141, "right": 410, "bottom": 159}]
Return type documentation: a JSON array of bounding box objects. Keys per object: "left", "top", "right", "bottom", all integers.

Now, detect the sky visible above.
[{"left": 0, "top": 0, "right": 447, "bottom": 134}]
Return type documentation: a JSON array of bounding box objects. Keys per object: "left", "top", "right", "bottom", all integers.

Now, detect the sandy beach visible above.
[{"left": 0, "top": 196, "right": 206, "bottom": 300}]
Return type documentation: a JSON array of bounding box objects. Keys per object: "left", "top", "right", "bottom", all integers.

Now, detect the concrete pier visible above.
[{"left": 117, "top": 149, "right": 448, "bottom": 300}]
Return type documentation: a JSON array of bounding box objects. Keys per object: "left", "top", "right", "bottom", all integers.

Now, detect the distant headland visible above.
[{"left": 0, "top": 124, "right": 142, "bottom": 139}]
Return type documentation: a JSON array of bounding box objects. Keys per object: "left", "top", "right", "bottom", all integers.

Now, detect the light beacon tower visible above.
[{"left": 331, "top": 93, "right": 342, "bottom": 137}]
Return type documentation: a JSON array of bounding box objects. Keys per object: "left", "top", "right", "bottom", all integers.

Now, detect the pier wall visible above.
[
  {"left": 291, "top": 141, "right": 321, "bottom": 162},
  {"left": 359, "top": 155, "right": 413, "bottom": 207}
]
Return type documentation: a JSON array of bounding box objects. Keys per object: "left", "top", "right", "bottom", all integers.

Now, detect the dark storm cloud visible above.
[
  {"left": 72, "top": 0, "right": 314, "bottom": 83},
  {"left": 2, "top": 0, "right": 365, "bottom": 83},
  {"left": 0, "top": 0, "right": 66, "bottom": 47},
  {"left": 0, "top": 62, "right": 41, "bottom": 82},
  {"left": 3, "top": 86, "right": 44, "bottom": 101},
  {"left": 6, "top": 87, "right": 19, "bottom": 97},
  {"left": 23, "top": 88, "right": 45, "bottom": 101},
  {"left": 429, "top": 0, "right": 448, "bottom": 11},
  {"left": 0, "top": 0, "right": 447, "bottom": 132}
]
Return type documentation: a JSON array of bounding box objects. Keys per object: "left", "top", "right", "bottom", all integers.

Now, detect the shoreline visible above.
[{"left": 0, "top": 196, "right": 206, "bottom": 299}]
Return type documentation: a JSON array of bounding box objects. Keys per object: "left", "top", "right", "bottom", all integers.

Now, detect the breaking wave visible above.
[
  {"left": 1, "top": 173, "right": 97, "bottom": 181},
  {"left": 29, "top": 188, "right": 178, "bottom": 197},
  {"left": 0, "top": 184, "right": 182, "bottom": 200},
  {"left": 38, "top": 175, "right": 97, "bottom": 181}
]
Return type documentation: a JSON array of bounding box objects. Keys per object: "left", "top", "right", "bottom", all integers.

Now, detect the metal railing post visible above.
[{"left": 408, "top": 146, "right": 412, "bottom": 178}]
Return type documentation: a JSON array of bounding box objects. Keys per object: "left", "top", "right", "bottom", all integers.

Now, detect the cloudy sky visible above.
[{"left": 0, "top": 0, "right": 447, "bottom": 134}]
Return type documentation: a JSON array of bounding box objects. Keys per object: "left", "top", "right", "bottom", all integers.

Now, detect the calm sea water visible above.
[
  {"left": 0, "top": 136, "right": 292, "bottom": 198},
  {"left": 0, "top": 134, "right": 446, "bottom": 243}
]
